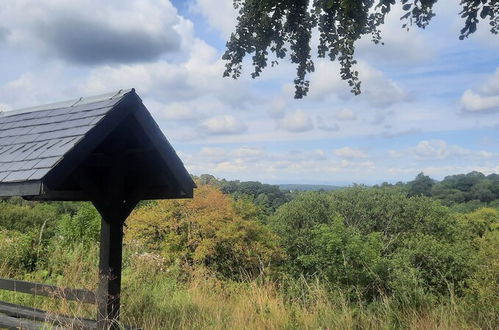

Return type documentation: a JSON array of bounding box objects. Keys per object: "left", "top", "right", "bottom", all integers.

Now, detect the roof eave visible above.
[{"left": 0, "top": 181, "right": 43, "bottom": 198}]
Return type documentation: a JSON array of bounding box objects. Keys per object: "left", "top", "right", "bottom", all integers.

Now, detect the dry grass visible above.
[
  {"left": 0, "top": 246, "right": 489, "bottom": 330},
  {"left": 119, "top": 274, "right": 480, "bottom": 330}
]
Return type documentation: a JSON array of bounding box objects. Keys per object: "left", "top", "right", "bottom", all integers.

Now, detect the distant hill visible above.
[{"left": 279, "top": 184, "right": 342, "bottom": 191}]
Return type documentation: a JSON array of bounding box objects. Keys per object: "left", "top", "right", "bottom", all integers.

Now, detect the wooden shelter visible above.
[{"left": 0, "top": 89, "right": 195, "bottom": 328}]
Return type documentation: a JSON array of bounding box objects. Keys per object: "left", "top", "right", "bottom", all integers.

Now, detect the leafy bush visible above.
[
  {"left": 269, "top": 192, "right": 336, "bottom": 274},
  {"left": 56, "top": 203, "right": 101, "bottom": 246},
  {"left": 126, "top": 184, "right": 282, "bottom": 279},
  {"left": 270, "top": 189, "right": 479, "bottom": 303},
  {"left": 0, "top": 229, "right": 38, "bottom": 272},
  {"left": 327, "top": 187, "right": 458, "bottom": 242},
  {"left": 270, "top": 192, "right": 388, "bottom": 299},
  {"left": 389, "top": 234, "right": 475, "bottom": 298},
  {"left": 307, "top": 221, "right": 387, "bottom": 299},
  {"left": 457, "top": 207, "right": 499, "bottom": 238},
  {"left": 0, "top": 198, "right": 60, "bottom": 239},
  {"left": 465, "top": 228, "right": 499, "bottom": 327}
]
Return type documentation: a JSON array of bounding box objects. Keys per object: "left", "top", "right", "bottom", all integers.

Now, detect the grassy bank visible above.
[{"left": 0, "top": 243, "right": 490, "bottom": 329}]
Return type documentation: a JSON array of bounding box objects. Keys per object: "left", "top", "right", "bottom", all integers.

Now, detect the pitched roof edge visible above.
[
  {"left": 132, "top": 103, "right": 196, "bottom": 195},
  {"left": 1, "top": 88, "right": 135, "bottom": 118},
  {"left": 42, "top": 91, "right": 140, "bottom": 190}
]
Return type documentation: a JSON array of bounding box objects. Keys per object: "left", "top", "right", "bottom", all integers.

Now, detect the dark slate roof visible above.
[
  {"left": 0, "top": 89, "right": 195, "bottom": 200},
  {"left": 0, "top": 90, "right": 130, "bottom": 184}
]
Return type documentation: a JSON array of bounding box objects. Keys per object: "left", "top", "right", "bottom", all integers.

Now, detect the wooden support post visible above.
[
  {"left": 96, "top": 211, "right": 126, "bottom": 329},
  {"left": 95, "top": 133, "right": 129, "bottom": 330}
]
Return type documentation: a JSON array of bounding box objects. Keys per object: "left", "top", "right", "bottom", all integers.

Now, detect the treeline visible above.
[
  {"left": 194, "top": 173, "right": 292, "bottom": 213},
  {"left": 378, "top": 171, "right": 499, "bottom": 212},
  {"left": 0, "top": 172, "right": 498, "bottom": 328},
  {"left": 195, "top": 171, "right": 499, "bottom": 214}
]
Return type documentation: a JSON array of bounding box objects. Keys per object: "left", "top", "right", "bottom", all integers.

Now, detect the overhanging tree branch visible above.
[{"left": 223, "top": 0, "right": 499, "bottom": 99}]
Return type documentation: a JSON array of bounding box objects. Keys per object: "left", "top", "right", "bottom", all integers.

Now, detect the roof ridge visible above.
[{"left": 0, "top": 88, "right": 134, "bottom": 118}]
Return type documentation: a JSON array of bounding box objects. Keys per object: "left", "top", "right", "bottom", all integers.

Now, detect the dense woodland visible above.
[{"left": 0, "top": 171, "right": 498, "bottom": 329}]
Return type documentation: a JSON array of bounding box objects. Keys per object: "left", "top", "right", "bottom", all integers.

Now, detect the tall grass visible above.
[
  {"left": 0, "top": 243, "right": 489, "bottom": 329},
  {"left": 120, "top": 272, "right": 479, "bottom": 330}
]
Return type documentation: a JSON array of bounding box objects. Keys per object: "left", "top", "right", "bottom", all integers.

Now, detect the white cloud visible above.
[
  {"left": 201, "top": 115, "right": 247, "bottom": 135},
  {"left": 81, "top": 41, "right": 224, "bottom": 101},
  {"left": 182, "top": 146, "right": 380, "bottom": 184},
  {"left": 478, "top": 151, "right": 493, "bottom": 159},
  {"left": 278, "top": 110, "right": 314, "bottom": 132},
  {"left": 356, "top": 62, "right": 407, "bottom": 107},
  {"left": 192, "top": 0, "right": 237, "bottom": 38},
  {"left": 214, "top": 159, "right": 247, "bottom": 173},
  {"left": 460, "top": 89, "right": 499, "bottom": 113},
  {"left": 199, "top": 147, "right": 227, "bottom": 162},
  {"left": 233, "top": 147, "right": 266, "bottom": 161},
  {"left": 268, "top": 97, "right": 287, "bottom": 119},
  {"left": 379, "top": 128, "right": 421, "bottom": 138},
  {"left": 388, "top": 150, "right": 403, "bottom": 158},
  {"left": 160, "top": 102, "right": 199, "bottom": 121},
  {"left": 0, "top": 0, "right": 182, "bottom": 64},
  {"left": 309, "top": 60, "right": 407, "bottom": 107},
  {"left": 480, "top": 68, "right": 499, "bottom": 96},
  {"left": 407, "top": 140, "right": 494, "bottom": 161},
  {"left": 0, "top": 103, "right": 10, "bottom": 112},
  {"left": 311, "top": 149, "right": 327, "bottom": 160},
  {"left": 0, "top": 67, "right": 72, "bottom": 108},
  {"left": 460, "top": 68, "right": 499, "bottom": 113},
  {"left": 79, "top": 32, "right": 256, "bottom": 112},
  {"left": 356, "top": 3, "right": 437, "bottom": 65},
  {"left": 334, "top": 147, "right": 368, "bottom": 159},
  {"left": 316, "top": 116, "right": 340, "bottom": 131},
  {"left": 334, "top": 108, "right": 356, "bottom": 121},
  {"left": 412, "top": 140, "right": 451, "bottom": 160}
]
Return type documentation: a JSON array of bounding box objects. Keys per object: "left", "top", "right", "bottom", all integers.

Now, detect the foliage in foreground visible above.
[
  {"left": 0, "top": 242, "right": 494, "bottom": 330},
  {"left": 0, "top": 179, "right": 498, "bottom": 328}
]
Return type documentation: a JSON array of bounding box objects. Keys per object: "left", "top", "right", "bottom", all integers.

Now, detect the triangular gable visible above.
[{"left": 0, "top": 89, "right": 194, "bottom": 201}]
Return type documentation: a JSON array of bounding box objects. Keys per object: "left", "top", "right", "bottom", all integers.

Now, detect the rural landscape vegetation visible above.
[
  {"left": 1, "top": 0, "right": 499, "bottom": 329},
  {"left": 0, "top": 171, "right": 499, "bottom": 328}
]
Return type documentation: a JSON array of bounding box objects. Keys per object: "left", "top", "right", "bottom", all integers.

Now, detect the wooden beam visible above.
[
  {"left": 0, "top": 278, "right": 95, "bottom": 304},
  {"left": 0, "top": 313, "right": 48, "bottom": 330},
  {"left": 128, "top": 185, "right": 190, "bottom": 201},
  {"left": 0, "top": 181, "right": 42, "bottom": 197},
  {"left": 0, "top": 301, "right": 97, "bottom": 329},
  {"left": 26, "top": 189, "right": 91, "bottom": 201}
]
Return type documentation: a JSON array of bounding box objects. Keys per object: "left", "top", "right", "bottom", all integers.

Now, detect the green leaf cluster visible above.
[{"left": 224, "top": 0, "right": 498, "bottom": 98}]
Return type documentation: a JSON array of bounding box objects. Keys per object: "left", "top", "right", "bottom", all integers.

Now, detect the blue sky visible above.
[{"left": 0, "top": 1, "right": 498, "bottom": 185}]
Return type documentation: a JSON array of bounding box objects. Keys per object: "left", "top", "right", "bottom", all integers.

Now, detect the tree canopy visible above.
[{"left": 223, "top": 0, "right": 499, "bottom": 98}]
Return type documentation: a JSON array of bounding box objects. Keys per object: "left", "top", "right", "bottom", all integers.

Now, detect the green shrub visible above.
[
  {"left": 0, "top": 198, "right": 60, "bottom": 239},
  {"left": 0, "top": 229, "right": 38, "bottom": 272},
  {"left": 328, "top": 187, "right": 458, "bottom": 242},
  {"left": 126, "top": 185, "right": 282, "bottom": 280},
  {"left": 308, "top": 221, "right": 388, "bottom": 299},
  {"left": 57, "top": 203, "right": 101, "bottom": 246},
  {"left": 465, "top": 228, "right": 499, "bottom": 327},
  {"left": 270, "top": 193, "right": 389, "bottom": 299},
  {"left": 390, "top": 234, "right": 475, "bottom": 299},
  {"left": 270, "top": 189, "right": 478, "bottom": 303}
]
